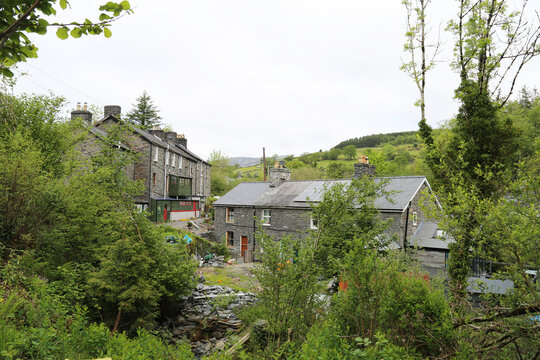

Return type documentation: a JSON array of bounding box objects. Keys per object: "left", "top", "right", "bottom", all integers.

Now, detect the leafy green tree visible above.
[
  {"left": 126, "top": 91, "right": 162, "bottom": 129},
  {"left": 324, "top": 162, "right": 348, "bottom": 179},
  {"left": 310, "top": 177, "right": 390, "bottom": 278},
  {"left": 342, "top": 144, "right": 357, "bottom": 160},
  {"left": 0, "top": 1, "right": 132, "bottom": 77},
  {"left": 253, "top": 231, "right": 324, "bottom": 349},
  {"left": 405, "top": 0, "right": 540, "bottom": 306}
]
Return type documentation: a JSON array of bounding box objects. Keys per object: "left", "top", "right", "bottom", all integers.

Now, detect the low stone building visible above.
[
  {"left": 213, "top": 160, "right": 452, "bottom": 275},
  {"left": 73, "top": 104, "right": 211, "bottom": 221}
]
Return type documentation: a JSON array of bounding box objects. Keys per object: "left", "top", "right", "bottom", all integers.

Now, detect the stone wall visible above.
[{"left": 413, "top": 249, "right": 447, "bottom": 276}]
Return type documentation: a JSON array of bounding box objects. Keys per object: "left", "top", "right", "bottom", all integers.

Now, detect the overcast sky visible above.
[{"left": 12, "top": 0, "right": 540, "bottom": 160}]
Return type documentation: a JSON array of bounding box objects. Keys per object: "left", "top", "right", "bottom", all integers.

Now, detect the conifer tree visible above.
[{"left": 126, "top": 91, "right": 162, "bottom": 129}]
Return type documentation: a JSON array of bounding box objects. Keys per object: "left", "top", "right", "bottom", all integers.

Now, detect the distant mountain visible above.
[
  {"left": 228, "top": 157, "right": 261, "bottom": 167},
  {"left": 229, "top": 155, "right": 289, "bottom": 168}
]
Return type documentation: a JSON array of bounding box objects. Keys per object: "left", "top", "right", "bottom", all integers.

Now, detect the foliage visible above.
[
  {"left": 342, "top": 144, "right": 357, "bottom": 160},
  {"left": 0, "top": 92, "right": 197, "bottom": 352},
  {"left": 0, "top": 259, "right": 194, "bottom": 359},
  {"left": 0, "top": 1, "right": 132, "bottom": 76},
  {"left": 126, "top": 90, "right": 162, "bottom": 129},
  {"left": 324, "top": 162, "right": 350, "bottom": 179},
  {"left": 252, "top": 230, "right": 324, "bottom": 350},
  {"left": 309, "top": 177, "right": 390, "bottom": 278},
  {"left": 335, "top": 131, "right": 418, "bottom": 149},
  {"left": 290, "top": 166, "right": 323, "bottom": 180}
]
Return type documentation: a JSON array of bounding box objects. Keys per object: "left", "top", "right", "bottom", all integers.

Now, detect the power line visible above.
[{"left": 23, "top": 63, "right": 105, "bottom": 105}]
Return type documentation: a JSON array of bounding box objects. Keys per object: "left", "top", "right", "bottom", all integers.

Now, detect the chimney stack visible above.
[
  {"left": 71, "top": 102, "right": 92, "bottom": 123},
  {"left": 175, "top": 133, "right": 187, "bottom": 148},
  {"left": 269, "top": 162, "right": 290, "bottom": 187},
  {"left": 104, "top": 105, "right": 121, "bottom": 118},
  {"left": 148, "top": 129, "right": 165, "bottom": 140},
  {"left": 353, "top": 155, "right": 376, "bottom": 178},
  {"left": 164, "top": 131, "right": 177, "bottom": 144}
]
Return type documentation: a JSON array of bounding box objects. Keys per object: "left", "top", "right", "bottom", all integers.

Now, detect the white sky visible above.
[{"left": 12, "top": 0, "right": 540, "bottom": 160}]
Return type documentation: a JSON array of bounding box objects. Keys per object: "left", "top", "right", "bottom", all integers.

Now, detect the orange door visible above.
[{"left": 241, "top": 236, "right": 248, "bottom": 258}]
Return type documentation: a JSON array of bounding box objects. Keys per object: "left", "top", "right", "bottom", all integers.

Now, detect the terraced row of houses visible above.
[{"left": 72, "top": 104, "right": 211, "bottom": 221}]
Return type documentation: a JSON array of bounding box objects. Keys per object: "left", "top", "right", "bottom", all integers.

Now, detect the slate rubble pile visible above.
[
  {"left": 168, "top": 284, "right": 257, "bottom": 357},
  {"left": 199, "top": 254, "right": 225, "bottom": 267}
]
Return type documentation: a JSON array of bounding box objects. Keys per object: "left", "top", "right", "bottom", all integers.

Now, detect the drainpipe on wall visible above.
[
  {"left": 403, "top": 201, "right": 411, "bottom": 252},
  {"left": 253, "top": 208, "right": 257, "bottom": 254}
]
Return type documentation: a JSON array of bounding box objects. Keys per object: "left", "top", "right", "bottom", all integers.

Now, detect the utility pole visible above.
[{"left": 263, "top": 147, "right": 267, "bottom": 181}]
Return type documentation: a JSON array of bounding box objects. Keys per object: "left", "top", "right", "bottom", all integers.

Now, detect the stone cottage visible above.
[
  {"left": 213, "top": 160, "right": 452, "bottom": 275},
  {"left": 73, "top": 104, "right": 211, "bottom": 221}
]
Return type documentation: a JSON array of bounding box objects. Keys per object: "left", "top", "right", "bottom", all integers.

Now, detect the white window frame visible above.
[
  {"left": 310, "top": 215, "right": 318, "bottom": 230},
  {"left": 179, "top": 156, "right": 183, "bottom": 169},
  {"left": 262, "top": 209, "right": 271, "bottom": 226},
  {"left": 153, "top": 147, "right": 159, "bottom": 162},
  {"left": 165, "top": 151, "right": 170, "bottom": 166},
  {"left": 171, "top": 153, "right": 176, "bottom": 167},
  {"left": 412, "top": 211, "right": 418, "bottom": 226}
]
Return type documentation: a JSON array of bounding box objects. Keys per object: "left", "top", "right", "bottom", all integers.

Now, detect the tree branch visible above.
[
  {"left": 0, "top": 0, "right": 43, "bottom": 49},
  {"left": 455, "top": 304, "right": 540, "bottom": 327}
]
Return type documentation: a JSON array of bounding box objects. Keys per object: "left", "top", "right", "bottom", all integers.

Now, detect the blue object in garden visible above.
[{"left": 184, "top": 235, "right": 193, "bottom": 244}]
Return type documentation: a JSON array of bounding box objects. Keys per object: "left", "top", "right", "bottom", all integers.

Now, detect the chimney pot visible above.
[{"left": 76, "top": 102, "right": 81, "bottom": 110}]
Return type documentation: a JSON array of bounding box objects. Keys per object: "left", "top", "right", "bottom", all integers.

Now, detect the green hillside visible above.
[{"left": 210, "top": 131, "right": 429, "bottom": 195}]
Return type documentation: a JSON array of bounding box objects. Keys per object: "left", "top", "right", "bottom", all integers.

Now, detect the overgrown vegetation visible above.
[{"left": 0, "top": 92, "right": 197, "bottom": 357}]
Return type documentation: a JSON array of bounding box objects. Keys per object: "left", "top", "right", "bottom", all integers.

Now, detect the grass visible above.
[{"left": 201, "top": 267, "right": 254, "bottom": 293}]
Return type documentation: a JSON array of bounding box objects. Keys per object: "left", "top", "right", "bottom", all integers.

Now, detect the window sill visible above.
[{"left": 262, "top": 223, "right": 271, "bottom": 227}]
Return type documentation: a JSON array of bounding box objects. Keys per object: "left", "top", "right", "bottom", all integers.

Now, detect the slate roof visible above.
[
  {"left": 215, "top": 182, "right": 271, "bottom": 206},
  {"left": 94, "top": 114, "right": 209, "bottom": 164},
  {"left": 410, "top": 221, "right": 455, "bottom": 250},
  {"left": 213, "top": 176, "right": 428, "bottom": 212}
]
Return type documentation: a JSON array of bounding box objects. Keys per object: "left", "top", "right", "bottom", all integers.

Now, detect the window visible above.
[
  {"left": 310, "top": 215, "right": 319, "bottom": 230},
  {"left": 153, "top": 147, "right": 159, "bottom": 162},
  {"left": 190, "top": 165, "right": 193, "bottom": 176},
  {"left": 165, "top": 151, "right": 169, "bottom": 166},
  {"left": 179, "top": 156, "right": 183, "bottom": 169},
  {"left": 262, "top": 209, "right": 271, "bottom": 226},
  {"left": 152, "top": 173, "right": 157, "bottom": 186},
  {"left": 226, "top": 231, "right": 234, "bottom": 247},
  {"left": 226, "top": 208, "right": 235, "bottom": 223},
  {"left": 171, "top": 153, "right": 176, "bottom": 167},
  {"left": 412, "top": 211, "right": 418, "bottom": 226}
]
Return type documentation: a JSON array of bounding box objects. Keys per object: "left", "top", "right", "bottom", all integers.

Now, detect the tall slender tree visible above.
[{"left": 126, "top": 91, "right": 162, "bottom": 129}]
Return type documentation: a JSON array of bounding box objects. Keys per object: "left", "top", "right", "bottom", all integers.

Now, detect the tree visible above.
[
  {"left": 125, "top": 91, "right": 162, "bottom": 129},
  {"left": 342, "top": 144, "right": 357, "bottom": 160},
  {"left": 404, "top": 0, "right": 540, "bottom": 304},
  {"left": 401, "top": 0, "right": 439, "bottom": 133},
  {"left": 0, "top": 1, "right": 132, "bottom": 77}
]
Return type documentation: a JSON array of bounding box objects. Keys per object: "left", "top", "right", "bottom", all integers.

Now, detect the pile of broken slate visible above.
[{"left": 166, "top": 283, "right": 257, "bottom": 357}]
